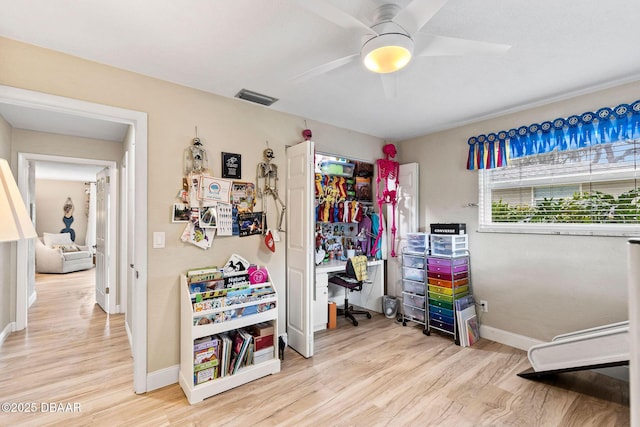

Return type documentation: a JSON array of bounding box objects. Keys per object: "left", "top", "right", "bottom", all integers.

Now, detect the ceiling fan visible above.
[{"left": 294, "top": 0, "right": 511, "bottom": 98}]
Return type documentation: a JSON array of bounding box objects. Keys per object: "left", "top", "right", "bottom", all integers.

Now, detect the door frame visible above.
[
  {"left": 0, "top": 84, "right": 149, "bottom": 394},
  {"left": 18, "top": 154, "right": 117, "bottom": 314}
]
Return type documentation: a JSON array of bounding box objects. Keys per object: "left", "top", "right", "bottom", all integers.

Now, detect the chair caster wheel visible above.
[
  {"left": 366, "top": 313, "right": 372, "bottom": 319},
  {"left": 402, "top": 321, "right": 407, "bottom": 326},
  {"left": 353, "top": 320, "right": 358, "bottom": 326},
  {"left": 423, "top": 329, "right": 430, "bottom": 336}
]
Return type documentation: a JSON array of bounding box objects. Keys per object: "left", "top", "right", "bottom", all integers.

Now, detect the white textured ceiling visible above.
[{"left": 1, "top": 0, "right": 640, "bottom": 141}]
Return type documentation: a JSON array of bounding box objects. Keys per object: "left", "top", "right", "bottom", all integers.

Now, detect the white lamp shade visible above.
[
  {"left": 362, "top": 33, "right": 414, "bottom": 74},
  {"left": 0, "top": 158, "right": 37, "bottom": 241}
]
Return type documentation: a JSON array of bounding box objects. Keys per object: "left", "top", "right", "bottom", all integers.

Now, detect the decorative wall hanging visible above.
[
  {"left": 184, "top": 132, "right": 209, "bottom": 175},
  {"left": 172, "top": 203, "right": 190, "bottom": 222},
  {"left": 61, "top": 197, "right": 76, "bottom": 241},
  {"left": 256, "top": 146, "right": 286, "bottom": 232},
  {"left": 198, "top": 175, "right": 232, "bottom": 202},
  {"left": 230, "top": 182, "right": 256, "bottom": 213},
  {"left": 216, "top": 202, "right": 234, "bottom": 236},
  {"left": 375, "top": 143, "right": 399, "bottom": 258},
  {"left": 466, "top": 99, "right": 640, "bottom": 170},
  {"left": 222, "top": 152, "right": 242, "bottom": 179},
  {"left": 238, "top": 212, "right": 264, "bottom": 237}
]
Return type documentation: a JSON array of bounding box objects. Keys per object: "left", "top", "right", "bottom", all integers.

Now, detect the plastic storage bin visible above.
[
  {"left": 403, "top": 292, "right": 426, "bottom": 308},
  {"left": 403, "top": 266, "right": 425, "bottom": 282},
  {"left": 429, "top": 234, "right": 468, "bottom": 257},
  {"left": 406, "top": 233, "right": 429, "bottom": 253},
  {"left": 402, "top": 253, "right": 425, "bottom": 269},
  {"left": 402, "top": 279, "right": 426, "bottom": 295}
]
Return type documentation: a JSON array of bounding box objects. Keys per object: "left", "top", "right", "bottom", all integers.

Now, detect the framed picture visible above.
[
  {"left": 222, "top": 152, "right": 241, "bottom": 179},
  {"left": 172, "top": 203, "right": 190, "bottom": 223}
]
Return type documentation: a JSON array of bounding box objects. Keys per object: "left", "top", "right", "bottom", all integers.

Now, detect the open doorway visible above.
[
  {"left": 0, "top": 84, "right": 148, "bottom": 394},
  {"left": 30, "top": 157, "right": 117, "bottom": 314}
]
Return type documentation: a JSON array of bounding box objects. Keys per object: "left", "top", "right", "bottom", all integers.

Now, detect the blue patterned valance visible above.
[{"left": 466, "top": 100, "right": 640, "bottom": 170}]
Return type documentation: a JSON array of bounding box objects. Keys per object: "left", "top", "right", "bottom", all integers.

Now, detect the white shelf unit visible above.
[{"left": 179, "top": 274, "right": 281, "bottom": 404}]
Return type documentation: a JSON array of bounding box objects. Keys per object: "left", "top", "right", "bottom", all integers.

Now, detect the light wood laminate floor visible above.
[{"left": 0, "top": 269, "right": 630, "bottom": 426}]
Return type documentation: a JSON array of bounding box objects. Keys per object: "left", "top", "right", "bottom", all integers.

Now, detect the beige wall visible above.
[
  {"left": 0, "top": 37, "right": 384, "bottom": 372},
  {"left": 398, "top": 81, "right": 640, "bottom": 341},
  {"left": 35, "top": 179, "right": 88, "bottom": 244},
  {"left": 6, "top": 32, "right": 631, "bottom": 374},
  {"left": 0, "top": 115, "right": 12, "bottom": 331}
]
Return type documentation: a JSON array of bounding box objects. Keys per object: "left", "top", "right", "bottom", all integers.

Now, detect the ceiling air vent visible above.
[{"left": 234, "top": 89, "right": 278, "bottom": 106}]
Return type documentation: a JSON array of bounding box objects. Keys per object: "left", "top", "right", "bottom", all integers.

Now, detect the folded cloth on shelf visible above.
[{"left": 350, "top": 255, "right": 368, "bottom": 282}]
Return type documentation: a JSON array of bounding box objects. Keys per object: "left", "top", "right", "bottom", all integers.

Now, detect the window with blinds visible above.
[{"left": 478, "top": 139, "right": 640, "bottom": 235}]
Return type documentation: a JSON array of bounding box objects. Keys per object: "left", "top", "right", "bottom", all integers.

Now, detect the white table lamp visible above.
[{"left": 0, "top": 158, "right": 37, "bottom": 241}]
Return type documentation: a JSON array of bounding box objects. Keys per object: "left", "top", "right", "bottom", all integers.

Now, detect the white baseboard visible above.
[
  {"left": 146, "top": 365, "right": 179, "bottom": 392},
  {"left": 479, "top": 324, "right": 544, "bottom": 351},
  {"left": 0, "top": 322, "right": 13, "bottom": 346},
  {"left": 28, "top": 290, "right": 37, "bottom": 308}
]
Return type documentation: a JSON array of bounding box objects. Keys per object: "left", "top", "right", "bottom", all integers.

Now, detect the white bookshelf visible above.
[{"left": 179, "top": 274, "right": 280, "bottom": 404}]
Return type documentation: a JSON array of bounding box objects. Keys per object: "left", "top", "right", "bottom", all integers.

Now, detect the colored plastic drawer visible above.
[
  {"left": 428, "top": 264, "right": 468, "bottom": 274},
  {"left": 403, "top": 304, "right": 425, "bottom": 322},
  {"left": 428, "top": 284, "right": 469, "bottom": 296},
  {"left": 428, "top": 277, "right": 469, "bottom": 289},
  {"left": 429, "top": 305, "right": 454, "bottom": 318},
  {"left": 428, "top": 292, "right": 453, "bottom": 304},
  {"left": 402, "top": 279, "right": 426, "bottom": 295},
  {"left": 430, "top": 312, "right": 455, "bottom": 325},
  {"left": 403, "top": 292, "right": 425, "bottom": 308},
  {"left": 402, "top": 253, "right": 425, "bottom": 269},
  {"left": 427, "top": 256, "right": 468, "bottom": 267},
  {"left": 429, "top": 318, "right": 455, "bottom": 333},
  {"left": 427, "top": 271, "right": 468, "bottom": 281},
  {"left": 403, "top": 266, "right": 425, "bottom": 282},
  {"left": 428, "top": 298, "right": 453, "bottom": 310}
]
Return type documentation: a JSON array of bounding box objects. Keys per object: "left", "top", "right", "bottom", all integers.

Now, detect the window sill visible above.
[{"left": 478, "top": 223, "right": 640, "bottom": 237}]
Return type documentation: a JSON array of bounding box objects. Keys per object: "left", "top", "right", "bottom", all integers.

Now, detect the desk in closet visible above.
[{"left": 314, "top": 259, "right": 385, "bottom": 331}]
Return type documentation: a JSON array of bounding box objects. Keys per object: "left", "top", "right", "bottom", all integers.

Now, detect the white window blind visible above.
[{"left": 479, "top": 139, "right": 640, "bottom": 235}]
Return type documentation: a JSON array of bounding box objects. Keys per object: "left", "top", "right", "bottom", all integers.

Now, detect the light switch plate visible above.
[{"left": 153, "top": 231, "right": 165, "bottom": 248}]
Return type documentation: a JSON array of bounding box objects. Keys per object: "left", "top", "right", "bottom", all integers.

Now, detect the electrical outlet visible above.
[{"left": 479, "top": 300, "right": 488, "bottom": 313}]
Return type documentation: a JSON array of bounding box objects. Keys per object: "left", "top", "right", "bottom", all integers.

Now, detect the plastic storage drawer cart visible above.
[
  {"left": 401, "top": 246, "right": 429, "bottom": 335},
  {"left": 426, "top": 252, "right": 471, "bottom": 342}
]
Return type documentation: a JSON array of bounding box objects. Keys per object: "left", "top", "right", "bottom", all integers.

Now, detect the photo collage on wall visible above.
[{"left": 174, "top": 170, "right": 259, "bottom": 249}]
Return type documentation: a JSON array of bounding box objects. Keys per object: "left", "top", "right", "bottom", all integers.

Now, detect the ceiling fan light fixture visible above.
[{"left": 362, "top": 33, "right": 414, "bottom": 74}]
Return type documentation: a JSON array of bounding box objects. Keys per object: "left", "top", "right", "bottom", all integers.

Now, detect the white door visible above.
[
  {"left": 286, "top": 140, "right": 315, "bottom": 358},
  {"left": 95, "top": 167, "right": 110, "bottom": 312},
  {"left": 386, "top": 163, "right": 419, "bottom": 297}
]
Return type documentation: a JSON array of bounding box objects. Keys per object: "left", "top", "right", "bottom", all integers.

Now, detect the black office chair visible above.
[{"left": 328, "top": 256, "right": 372, "bottom": 326}]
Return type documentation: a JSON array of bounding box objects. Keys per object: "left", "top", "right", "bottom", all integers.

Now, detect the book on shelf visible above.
[
  {"left": 194, "top": 367, "right": 217, "bottom": 385},
  {"left": 229, "top": 329, "right": 253, "bottom": 374},
  {"left": 187, "top": 266, "right": 221, "bottom": 278},
  {"left": 219, "top": 332, "right": 232, "bottom": 377}
]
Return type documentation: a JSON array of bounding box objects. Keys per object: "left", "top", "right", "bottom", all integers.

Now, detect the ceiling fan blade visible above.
[
  {"left": 393, "top": 0, "right": 449, "bottom": 35},
  {"left": 297, "top": 0, "right": 376, "bottom": 34},
  {"left": 292, "top": 54, "right": 360, "bottom": 83},
  {"left": 380, "top": 73, "right": 399, "bottom": 99},
  {"left": 415, "top": 33, "right": 511, "bottom": 57}
]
